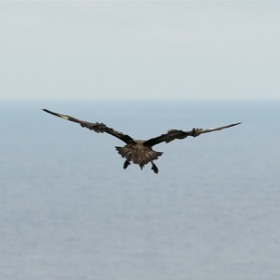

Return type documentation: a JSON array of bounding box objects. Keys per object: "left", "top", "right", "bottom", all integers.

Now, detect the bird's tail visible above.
[
  {"left": 115, "top": 146, "right": 163, "bottom": 165},
  {"left": 115, "top": 146, "right": 127, "bottom": 158}
]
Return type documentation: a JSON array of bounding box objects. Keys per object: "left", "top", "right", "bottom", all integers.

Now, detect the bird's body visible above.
[
  {"left": 43, "top": 109, "right": 241, "bottom": 174},
  {"left": 115, "top": 141, "right": 163, "bottom": 172}
]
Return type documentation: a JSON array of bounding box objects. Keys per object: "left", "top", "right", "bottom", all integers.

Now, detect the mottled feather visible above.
[
  {"left": 42, "top": 109, "right": 134, "bottom": 144},
  {"left": 144, "top": 123, "right": 241, "bottom": 147}
]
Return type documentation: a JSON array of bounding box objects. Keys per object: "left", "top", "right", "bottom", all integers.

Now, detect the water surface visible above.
[{"left": 1, "top": 100, "right": 279, "bottom": 280}]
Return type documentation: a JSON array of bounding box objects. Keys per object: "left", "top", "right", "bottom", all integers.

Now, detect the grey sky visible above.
[{"left": 1, "top": 1, "right": 279, "bottom": 100}]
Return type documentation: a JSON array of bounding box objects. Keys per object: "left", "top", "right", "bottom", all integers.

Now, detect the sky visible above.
[{"left": 1, "top": 1, "right": 280, "bottom": 100}]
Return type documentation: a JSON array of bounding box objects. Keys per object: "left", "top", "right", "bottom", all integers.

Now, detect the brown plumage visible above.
[{"left": 43, "top": 109, "right": 241, "bottom": 174}]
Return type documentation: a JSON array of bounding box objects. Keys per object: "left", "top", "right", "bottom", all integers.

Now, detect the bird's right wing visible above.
[
  {"left": 144, "top": 122, "right": 241, "bottom": 147},
  {"left": 42, "top": 109, "right": 134, "bottom": 144}
]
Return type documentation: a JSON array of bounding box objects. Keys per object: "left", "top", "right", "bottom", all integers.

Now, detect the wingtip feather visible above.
[{"left": 234, "top": 122, "right": 242, "bottom": 126}]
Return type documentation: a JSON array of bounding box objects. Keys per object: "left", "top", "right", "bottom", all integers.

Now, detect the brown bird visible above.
[{"left": 43, "top": 109, "right": 241, "bottom": 174}]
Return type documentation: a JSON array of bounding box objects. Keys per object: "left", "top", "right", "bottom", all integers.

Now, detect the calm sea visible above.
[{"left": 1, "top": 100, "right": 279, "bottom": 280}]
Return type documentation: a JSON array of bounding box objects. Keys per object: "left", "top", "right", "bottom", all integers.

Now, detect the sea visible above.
[{"left": 1, "top": 100, "right": 279, "bottom": 280}]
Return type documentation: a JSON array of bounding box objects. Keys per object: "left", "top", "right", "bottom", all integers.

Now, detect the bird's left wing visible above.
[
  {"left": 42, "top": 109, "right": 134, "bottom": 144},
  {"left": 144, "top": 122, "right": 241, "bottom": 147}
]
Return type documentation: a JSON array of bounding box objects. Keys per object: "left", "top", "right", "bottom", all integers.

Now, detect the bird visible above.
[{"left": 43, "top": 109, "right": 241, "bottom": 174}]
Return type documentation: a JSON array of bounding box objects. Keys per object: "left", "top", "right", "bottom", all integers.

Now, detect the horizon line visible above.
[{"left": 1, "top": 98, "right": 280, "bottom": 102}]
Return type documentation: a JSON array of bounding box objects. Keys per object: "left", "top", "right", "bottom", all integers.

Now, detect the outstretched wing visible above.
[
  {"left": 42, "top": 109, "right": 134, "bottom": 144},
  {"left": 144, "top": 122, "right": 241, "bottom": 147}
]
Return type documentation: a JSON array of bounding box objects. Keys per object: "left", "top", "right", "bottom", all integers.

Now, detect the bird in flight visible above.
[{"left": 43, "top": 109, "right": 241, "bottom": 174}]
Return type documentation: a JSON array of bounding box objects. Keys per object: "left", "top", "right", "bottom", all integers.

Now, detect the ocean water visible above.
[{"left": 1, "top": 100, "right": 279, "bottom": 280}]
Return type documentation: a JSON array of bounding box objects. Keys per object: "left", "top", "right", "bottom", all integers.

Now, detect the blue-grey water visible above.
[{"left": 1, "top": 100, "right": 279, "bottom": 280}]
